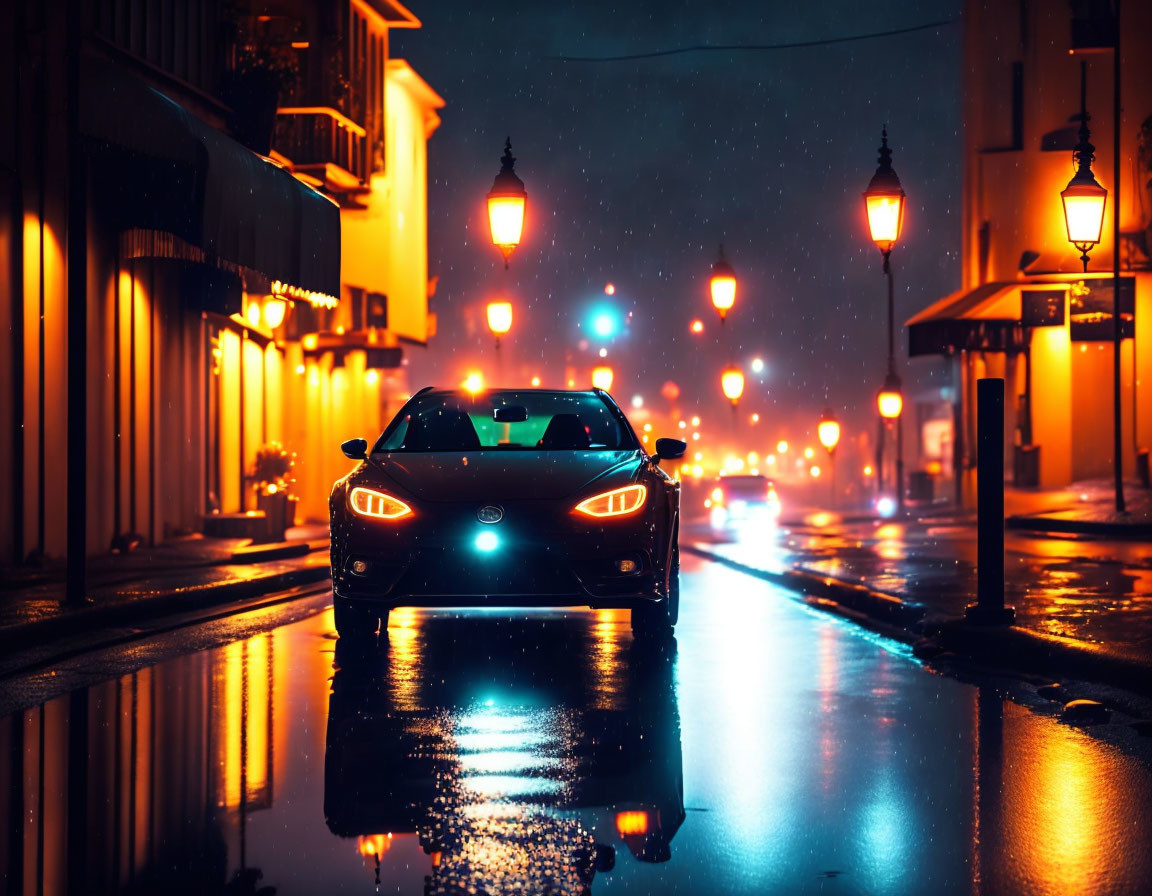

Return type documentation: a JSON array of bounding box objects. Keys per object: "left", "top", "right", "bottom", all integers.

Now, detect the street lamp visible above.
[
  {"left": 1061, "top": 62, "right": 1107, "bottom": 273},
  {"left": 877, "top": 374, "right": 903, "bottom": 421},
  {"left": 721, "top": 367, "right": 744, "bottom": 406},
  {"left": 818, "top": 409, "right": 840, "bottom": 452},
  {"left": 1066, "top": 16, "right": 1125, "bottom": 515},
  {"left": 262, "top": 295, "right": 288, "bottom": 329},
  {"left": 592, "top": 365, "right": 614, "bottom": 391},
  {"left": 818, "top": 408, "right": 840, "bottom": 508},
  {"left": 709, "top": 246, "right": 736, "bottom": 322},
  {"left": 877, "top": 371, "right": 904, "bottom": 513},
  {"left": 486, "top": 300, "right": 513, "bottom": 348},
  {"left": 864, "top": 127, "right": 907, "bottom": 514},
  {"left": 487, "top": 138, "right": 527, "bottom": 268}
]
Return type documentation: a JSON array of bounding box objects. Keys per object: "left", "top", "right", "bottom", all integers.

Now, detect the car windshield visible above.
[{"left": 374, "top": 390, "right": 638, "bottom": 452}]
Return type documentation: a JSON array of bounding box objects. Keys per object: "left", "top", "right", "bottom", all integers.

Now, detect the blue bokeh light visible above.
[{"left": 591, "top": 311, "right": 618, "bottom": 338}]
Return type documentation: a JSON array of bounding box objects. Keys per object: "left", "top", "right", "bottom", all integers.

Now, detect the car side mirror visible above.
[
  {"left": 654, "top": 438, "right": 688, "bottom": 462},
  {"left": 341, "top": 438, "right": 368, "bottom": 460}
]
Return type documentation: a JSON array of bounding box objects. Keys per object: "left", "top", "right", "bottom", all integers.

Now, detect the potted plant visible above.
[{"left": 250, "top": 442, "right": 297, "bottom": 541}]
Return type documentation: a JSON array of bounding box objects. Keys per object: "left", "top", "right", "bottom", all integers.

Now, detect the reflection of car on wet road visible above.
[
  {"left": 706, "top": 474, "right": 781, "bottom": 530},
  {"left": 324, "top": 617, "right": 685, "bottom": 891},
  {"left": 330, "top": 387, "right": 686, "bottom": 638}
]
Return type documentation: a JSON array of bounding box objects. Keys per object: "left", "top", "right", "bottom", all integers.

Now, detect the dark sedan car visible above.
[{"left": 329, "top": 387, "right": 686, "bottom": 638}]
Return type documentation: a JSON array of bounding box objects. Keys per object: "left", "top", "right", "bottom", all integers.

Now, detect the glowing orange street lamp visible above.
[
  {"left": 818, "top": 408, "right": 841, "bottom": 508},
  {"left": 262, "top": 295, "right": 288, "bottom": 329},
  {"left": 592, "top": 365, "right": 614, "bottom": 391},
  {"left": 486, "top": 300, "right": 513, "bottom": 348},
  {"left": 818, "top": 409, "right": 840, "bottom": 453},
  {"left": 710, "top": 246, "right": 736, "bottom": 322},
  {"left": 1061, "top": 63, "right": 1107, "bottom": 273},
  {"left": 721, "top": 367, "right": 744, "bottom": 406},
  {"left": 864, "top": 127, "right": 907, "bottom": 515},
  {"left": 463, "top": 371, "right": 485, "bottom": 394},
  {"left": 877, "top": 373, "right": 903, "bottom": 421},
  {"left": 487, "top": 138, "right": 527, "bottom": 268},
  {"left": 877, "top": 372, "right": 904, "bottom": 514},
  {"left": 864, "top": 129, "right": 905, "bottom": 259}
]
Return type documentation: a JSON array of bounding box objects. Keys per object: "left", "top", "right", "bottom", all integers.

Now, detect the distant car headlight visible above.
[
  {"left": 574, "top": 484, "right": 647, "bottom": 518},
  {"left": 349, "top": 486, "right": 413, "bottom": 520}
]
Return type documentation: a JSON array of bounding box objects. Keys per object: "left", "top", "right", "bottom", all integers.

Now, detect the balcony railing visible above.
[{"left": 274, "top": 107, "right": 368, "bottom": 190}]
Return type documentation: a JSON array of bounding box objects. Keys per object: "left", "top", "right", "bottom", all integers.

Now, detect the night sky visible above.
[{"left": 394, "top": 0, "right": 962, "bottom": 446}]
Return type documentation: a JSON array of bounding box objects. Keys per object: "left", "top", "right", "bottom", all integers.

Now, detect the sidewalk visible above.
[
  {"left": 0, "top": 524, "right": 332, "bottom": 650},
  {"left": 685, "top": 505, "right": 1152, "bottom": 693},
  {"left": 1006, "top": 478, "right": 1152, "bottom": 537}
]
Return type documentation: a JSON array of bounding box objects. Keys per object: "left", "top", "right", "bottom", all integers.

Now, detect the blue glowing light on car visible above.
[
  {"left": 475, "top": 531, "right": 499, "bottom": 552},
  {"left": 876, "top": 496, "right": 897, "bottom": 518}
]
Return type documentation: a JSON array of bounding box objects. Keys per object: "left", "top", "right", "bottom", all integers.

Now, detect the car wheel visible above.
[
  {"left": 333, "top": 594, "right": 382, "bottom": 639},
  {"left": 631, "top": 599, "right": 673, "bottom": 638}
]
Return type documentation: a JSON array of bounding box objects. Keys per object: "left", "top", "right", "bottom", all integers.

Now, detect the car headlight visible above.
[
  {"left": 349, "top": 486, "right": 413, "bottom": 520},
  {"left": 574, "top": 484, "right": 647, "bottom": 518}
]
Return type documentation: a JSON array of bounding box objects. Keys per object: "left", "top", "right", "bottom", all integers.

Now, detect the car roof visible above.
[{"left": 422, "top": 387, "right": 600, "bottom": 398}]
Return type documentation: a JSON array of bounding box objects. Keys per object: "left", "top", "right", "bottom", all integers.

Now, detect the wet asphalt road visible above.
[
  {"left": 4, "top": 555, "right": 1152, "bottom": 895},
  {"left": 680, "top": 483, "right": 1152, "bottom": 650}
]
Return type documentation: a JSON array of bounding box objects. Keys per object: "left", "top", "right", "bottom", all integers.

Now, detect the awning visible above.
[
  {"left": 908, "top": 277, "right": 1134, "bottom": 356},
  {"left": 906, "top": 282, "right": 1025, "bottom": 357},
  {"left": 80, "top": 60, "right": 340, "bottom": 300}
]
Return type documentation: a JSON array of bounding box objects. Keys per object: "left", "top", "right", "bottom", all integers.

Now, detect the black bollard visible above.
[{"left": 965, "top": 378, "right": 1015, "bottom": 625}]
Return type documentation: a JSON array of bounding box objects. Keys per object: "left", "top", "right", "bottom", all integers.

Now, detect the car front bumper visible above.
[{"left": 331, "top": 497, "right": 668, "bottom": 609}]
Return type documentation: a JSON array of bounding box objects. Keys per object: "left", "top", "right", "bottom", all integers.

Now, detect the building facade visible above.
[
  {"left": 908, "top": 0, "right": 1152, "bottom": 496},
  {"left": 0, "top": 0, "right": 439, "bottom": 580}
]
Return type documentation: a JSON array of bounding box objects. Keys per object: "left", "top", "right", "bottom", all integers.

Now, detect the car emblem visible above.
[{"left": 477, "top": 505, "right": 504, "bottom": 524}]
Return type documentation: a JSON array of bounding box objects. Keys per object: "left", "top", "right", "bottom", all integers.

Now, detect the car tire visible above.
[
  {"left": 631, "top": 599, "right": 673, "bottom": 638},
  {"left": 333, "top": 594, "right": 382, "bottom": 639},
  {"left": 632, "top": 542, "right": 677, "bottom": 637}
]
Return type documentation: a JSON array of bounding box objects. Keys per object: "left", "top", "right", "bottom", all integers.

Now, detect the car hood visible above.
[{"left": 369, "top": 450, "right": 643, "bottom": 502}]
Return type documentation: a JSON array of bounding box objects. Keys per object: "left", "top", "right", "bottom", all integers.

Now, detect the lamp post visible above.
[
  {"left": 487, "top": 138, "right": 527, "bottom": 268},
  {"left": 864, "top": 127, "right": 907, "bottom": 514},
  {"left": 818, "top": 408, "right": 841, "bottom": 508},
  {"left": 1061, "top": 51, "right": 1124, "bottom": 514},
  {"left": 486, "top": 300, "right": 513, "bottom": 349},
  {"left": 709, "top": 246, "right": 737, "bottom": 323},
  {"left": 1061, "top": 63, "right": 1108, "bottom": 272}
]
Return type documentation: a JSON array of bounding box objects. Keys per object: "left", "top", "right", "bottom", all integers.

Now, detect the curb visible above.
[
  {"left": 1006, "top": 514, "right": 1152, "bottom": 538},
  {"left": 684, "top": 542, "right": 1152, "bottom": 697},
  {"left": 682, "top": 544, "right": 925, "bottom": 629},
  {"left": 931, "top": 619, "right": 1152, "bottom": 696},
  {"left": 0, "top": 563, "right": 332, "bottom": 653},
  {"left": 230, "top": 541, "right": 321, "bottom": 563}
]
